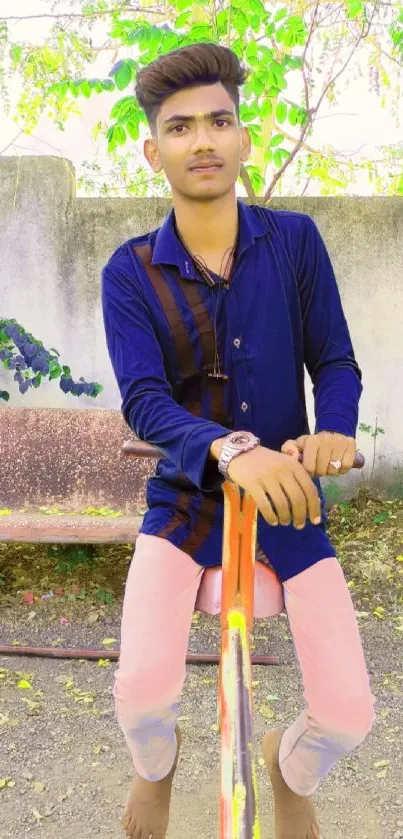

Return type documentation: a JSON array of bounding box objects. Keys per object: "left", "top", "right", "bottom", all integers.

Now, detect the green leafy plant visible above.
[
  {"left": 1, "top": 1, "right": 402, "bottom": 197},
  {"left": 46, "top": 544, "right": 97, "bottom": 573},
  {"left": 359, "top": 418, "right": 385, "bottom": 485},
  {"left": 0, "top": 318, "right": 103, "bottom": 402}
]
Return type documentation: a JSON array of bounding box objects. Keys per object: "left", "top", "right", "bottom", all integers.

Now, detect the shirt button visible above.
[
  {"left": 241, "top": 402, "right": 249, "bottom": 412},
  {"left": 233, "top": 338, "right": 241, "bottom": 348}
]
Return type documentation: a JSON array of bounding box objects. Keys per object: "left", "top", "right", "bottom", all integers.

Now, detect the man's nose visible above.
[{"left": 191, "top": 121, "right": 216, "bottom": 147}]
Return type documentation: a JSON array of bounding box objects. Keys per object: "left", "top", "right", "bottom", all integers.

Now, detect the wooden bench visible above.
[
  {"left": 0, "top": 407, "right": 284, "bottom": 619},
  {"left": 0, "top": 406, "right": 280, "bottom": 664}
]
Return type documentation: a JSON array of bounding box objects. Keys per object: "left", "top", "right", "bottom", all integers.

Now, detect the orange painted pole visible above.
[{"left": 219, "top": 481, "right": 260, "bottom": 839}]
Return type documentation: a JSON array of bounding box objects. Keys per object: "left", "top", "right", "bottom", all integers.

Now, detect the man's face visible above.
[{"left": 144, "top": 82, "right": 251, "bottom": 202}]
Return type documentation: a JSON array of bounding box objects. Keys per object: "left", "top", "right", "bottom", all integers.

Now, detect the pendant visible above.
[{"left": 207, "top": 372, "right": 229, "bottom": 382}]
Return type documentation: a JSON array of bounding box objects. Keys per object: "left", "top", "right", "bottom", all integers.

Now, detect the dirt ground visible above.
[{"left": 1, "top": 496, "right": 402, "bottom": 839}]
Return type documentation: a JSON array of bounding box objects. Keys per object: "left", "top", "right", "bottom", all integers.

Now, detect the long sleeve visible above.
[
  {"left": 101, "top": 257, "right": 229, "bottom": 491},
  {"left": 296, "top": 216, "right": 363, "bottom": 437}
]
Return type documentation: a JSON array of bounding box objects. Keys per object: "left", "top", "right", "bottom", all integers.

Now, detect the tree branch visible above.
[
  {"left": 239, "top": 163, "right": 257, "bottom": 200},
  {"left": 0, "top": 131, "right": 23, "bottom": 155},
  {"left": 263, "top": 3, "right": 376, "bottom": 202},
  {"left": 1, "top": 7, "right": 165, "bottom": 23}
]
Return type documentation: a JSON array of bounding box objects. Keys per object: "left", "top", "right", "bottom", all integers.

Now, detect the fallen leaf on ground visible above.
[
  {"left": 0, "top": 777, "right": 14, "bottom": 789},
  {"left": 259, "top": 704, "right": 275, "bottom": 719},
  {"left": 33, "top": 781, "right": 46, "bottom": 793},
  {"left": 17, "top": 679, "right": 32, "bottom": 690}
]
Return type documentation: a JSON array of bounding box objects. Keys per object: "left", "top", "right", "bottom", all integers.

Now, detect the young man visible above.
[{"left": 102, "top": 42, "right": 375, "bottom": 839}]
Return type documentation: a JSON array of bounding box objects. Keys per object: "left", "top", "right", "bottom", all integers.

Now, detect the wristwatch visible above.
[{"left": 217, "top": 431, "right": 260, "bottom": 480}]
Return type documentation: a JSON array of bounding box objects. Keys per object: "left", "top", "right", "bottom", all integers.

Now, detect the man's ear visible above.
[
  {"left": 144, "top": 138, "right": 162, "bottom": 173},
  {"left": 240, "top": 125, "right": 251, "bottom": 163}
]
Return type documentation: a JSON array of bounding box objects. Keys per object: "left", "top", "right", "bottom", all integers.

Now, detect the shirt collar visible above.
[{"left": 150, "top": 199, "right": 270, "bottom": 280}]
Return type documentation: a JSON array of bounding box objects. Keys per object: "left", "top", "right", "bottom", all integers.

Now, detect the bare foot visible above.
[
  {"left": 263, "top": 729, "right": 320, "bottom": 839},
  {"left": 122, "top": 727, "right": 182, "bottom": 839}
]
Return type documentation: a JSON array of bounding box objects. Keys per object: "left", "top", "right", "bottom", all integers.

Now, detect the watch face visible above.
[{"left": 231, "top": 432, "right": 253, "bottom": 447}]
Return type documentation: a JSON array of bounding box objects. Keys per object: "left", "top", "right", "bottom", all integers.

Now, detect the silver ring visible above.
[{"left": 330, "top": 459, "right": 342, "bottom": 471}]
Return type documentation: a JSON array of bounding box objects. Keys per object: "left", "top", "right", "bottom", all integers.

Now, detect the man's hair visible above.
[{"left": 134, "top": 42, "right": 249, "bottom": 136}]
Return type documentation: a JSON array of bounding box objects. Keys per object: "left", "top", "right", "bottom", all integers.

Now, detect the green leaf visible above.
[
  {"left": 240, "top": 109, "right": 258, "bottom": 123},
  {"left": 287, "top": 56, "right": 303, "bottom": 70},
  {"left": 270, "top": 133, "right": 284, "bottom": 147},
  {"left": 288, "top": 105, "right": 299, "bottom": 126},
  {"left": 251, "top": 75, "right": 265, "bottom": 96},
  {"left": 245, "top": 42, "right": 258, "bottom": 61},
  {"left": 274, "top": 8, "right": 288, "bottom": 23},
  {"left": 273, "top": 150, "right": 283, "bottom": 168},
  {"left": 126, "top": 120, "right": 139, "bottom": 141},
  {"left": 260, "top": 99, "right": 273, "bottom": 118},
  {"left": 101, "top": 79, "right": 115, "bottom": 92},
  {"left": 107, "top": 124, "right": 127, "bottom": 151},
  {"left": 264, "top": 148, "right": 273, "bottom": 163},
  {"left": 79, "top": 79, "right": 92, "bottom": 99},
  {"left": 115, "top": 62, "right": 133, "bottom": 91},
  {"left": 249, "top": 0, "right": 266, "bottom": 14},
  {"left": 346, "top": 0, "right": 363, "bottom": 19},
  {"left": 276, "top": 102, "right": 287, "bottom": 124},
  {"left": 114, "top": 125, "right": 126, "bottom": 146},
  {"left": 175, "top": 11, "right": 192, "bottom": 27},
  {"left": 176, "top": 0, "right": 193, "bottom": 10},
  {"left": 10, "top": 44, "right": 23, "bottom": 64},
  {"left": 0, "top": 391, "right": 10, "bottom": 402},
  {"left": 49, "top": 362, "right": 62, "bottom": 380},
  {"left": 250, "top": 15, "right": 261, "bottom": 31},
  {"left": 110, "top": 95, "right": 137, "bottom": 121}
]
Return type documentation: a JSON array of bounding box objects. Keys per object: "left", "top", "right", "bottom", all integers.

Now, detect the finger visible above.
[
  {"left": 261, "top": 479, "right": 292, "bottom": 526},
  {"left": 253, "top": 484, "right": 279, "bottom": 527},
  {"left": 281, "top": 439, "right": 301, "bottom": 459},
  {"left": 278, "top": 475, "right": 307, "bottom": 529},
  {"left": 302, "top": 436, "right": 320, "bottom": 477},
  {"left": 291, "top": 466, "right": 322, "bottom": 525},
  {"left": 316, "top": 438, "right": 333, "bottom": 477},
  {"left": 339, "top": 439, "right": 356, "bottom": 475}
]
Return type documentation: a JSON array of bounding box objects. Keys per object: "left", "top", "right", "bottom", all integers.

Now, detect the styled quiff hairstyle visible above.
[{"left": 135, "top": 42, "right": 249, "bottom": 136}]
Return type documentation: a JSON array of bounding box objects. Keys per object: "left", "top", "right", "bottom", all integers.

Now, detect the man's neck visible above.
[{"left": 172, "top": 192, "right": 239, "bottom": 256}]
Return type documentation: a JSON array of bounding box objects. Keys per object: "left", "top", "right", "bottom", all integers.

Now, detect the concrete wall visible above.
[{"left": 1, "top": 156, "right": 402, "bottom": 497}]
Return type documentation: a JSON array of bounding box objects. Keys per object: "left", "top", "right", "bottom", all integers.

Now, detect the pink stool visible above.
[{"left": 195, "top": 558, "right": 285, "bottom": 619}]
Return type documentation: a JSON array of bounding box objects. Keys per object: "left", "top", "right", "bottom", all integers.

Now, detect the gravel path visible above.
[{"left": 1, "top": 600, "right": 402, "bottom": 839}]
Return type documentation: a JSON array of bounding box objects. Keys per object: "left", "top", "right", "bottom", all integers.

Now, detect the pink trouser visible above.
[{"left": 113, "top": 534, "right": 376, "bottom": 797}]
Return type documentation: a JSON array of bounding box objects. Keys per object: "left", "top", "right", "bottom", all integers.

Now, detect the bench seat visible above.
[{"left": 0, "top": 511, "right": 142, "bottom": 544}]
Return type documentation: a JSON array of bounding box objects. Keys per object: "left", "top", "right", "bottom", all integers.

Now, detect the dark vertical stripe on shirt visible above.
[
  {"left": 133, "top": 243, "right": 227, "bottom": 426},
  {"left": 156, "top": 491, "right": 192, "bottom": 540},
  {"left": 133, "top": 244, "right": 197, "bottom": 380},
  {"left": 133, "top": 243, "right": 202, "bottom": 417},
  {"left": 179, "top": 495, "right": 218, "bottom": 559},
  {"left": 175, "top": 278, "right": 227, "bottom": 426}
]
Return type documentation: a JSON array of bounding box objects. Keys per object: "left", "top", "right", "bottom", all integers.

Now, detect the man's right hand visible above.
[{"left": 225, "top": 445, "right": 322, "bottom": 530}]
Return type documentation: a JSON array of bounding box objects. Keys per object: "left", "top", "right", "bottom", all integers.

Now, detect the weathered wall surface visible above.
[{"left": 1, "top": 156, "right": 402, "bottom": 497}]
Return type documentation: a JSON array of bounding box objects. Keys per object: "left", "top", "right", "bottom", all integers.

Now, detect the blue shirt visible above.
[{"left": 101, "top": 199, "right": 362, "bottom": 581}]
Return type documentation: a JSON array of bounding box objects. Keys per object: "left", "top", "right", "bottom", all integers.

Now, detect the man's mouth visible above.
[{"left": 190, "top": 164, "right": 222, "bottom": 173}]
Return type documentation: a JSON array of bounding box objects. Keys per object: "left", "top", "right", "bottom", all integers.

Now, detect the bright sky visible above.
[{"left": 1, "top": 0, "right": 402, "bottom": 195}]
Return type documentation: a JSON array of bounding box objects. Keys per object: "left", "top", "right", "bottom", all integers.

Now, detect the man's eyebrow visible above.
[{"left": 163, "top": 109, "right": 235, "bottom": 125}]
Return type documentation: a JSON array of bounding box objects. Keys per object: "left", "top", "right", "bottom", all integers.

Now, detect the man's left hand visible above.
[{"left": 281, "top": 431, "right": 356, "bottom": 477}]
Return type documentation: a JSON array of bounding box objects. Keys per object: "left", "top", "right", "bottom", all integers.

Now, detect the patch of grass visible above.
[
  {"left": 0, "top": 495, "right": 402, "bottom": 613},
  {"left": 328, "top": 495, "right": 403, "bottom": 609}
]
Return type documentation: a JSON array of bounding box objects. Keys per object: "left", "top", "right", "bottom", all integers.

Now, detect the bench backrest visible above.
[{"left": 0, "top": 407, "right": 151, "bottom": 514}]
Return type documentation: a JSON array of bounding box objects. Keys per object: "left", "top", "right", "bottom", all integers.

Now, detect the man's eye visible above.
[{"left": 170, "top": 119, "right": 230, "bottom": 133}]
